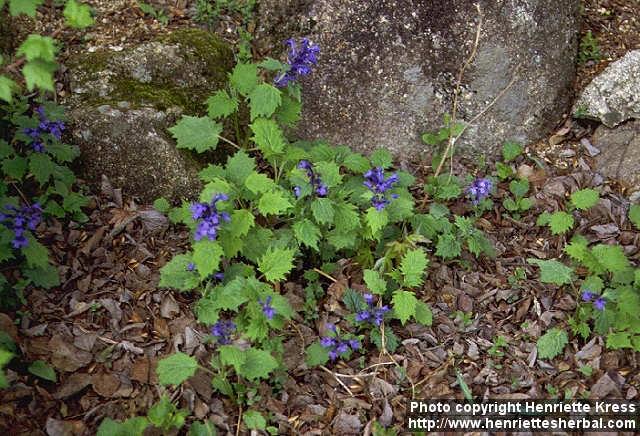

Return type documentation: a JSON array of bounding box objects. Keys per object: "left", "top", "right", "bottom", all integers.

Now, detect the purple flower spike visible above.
[
  {"left": 593, "top": 297, "right": 606, "bottom": 311},
  {"left": 274, "top": 38, "right": 320, "bottom": 87},
  {"left": 22, "top": 106, "right": 66, "bottom": 153},
  {"left": 259, "top": 296, "right": 276, "bottom": 320},
  {"left": 1, "top": 203, "right": 42, "bottom": 249},
  {"left": 211, "top": 320, "right": 236, "bottom": 345},
  {"left": 191, "top": 194, "right": 229, "bottom": 241},
  {"left": 581, "top": 290, "right": 595, "bottom": 302},
  {"left": 294, "top": 160, "right": 328, "bottom": 198},
  {"left": 364, "top": 167, "right": 399, "bottom": 210},
  {"left": 467, "top": 177, "right": 493, "bottom": 205}
]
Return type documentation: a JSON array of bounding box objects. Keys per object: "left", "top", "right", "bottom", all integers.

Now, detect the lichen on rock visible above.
[{"left": 65, "top": 29, "right": 234, "bottom": 202}]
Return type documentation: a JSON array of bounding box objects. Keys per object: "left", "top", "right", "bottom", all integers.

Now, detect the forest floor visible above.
[{"left": 1, "top": 0, "right": 640, "bottom": 435}]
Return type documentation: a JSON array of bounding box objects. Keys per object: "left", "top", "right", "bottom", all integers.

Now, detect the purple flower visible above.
[
  {"left": 364, "top": 167, "right": 399, "bottom": 210},
  {"left": 320, "top": 337, "right": 336, "bottom": 348},
  {"left": 593, "top": 297, "right": 606, "bottom": 311},
  {"left": 0, "top": 203, "right": 42, "bottom": 249},
  {"left": 319, "top": 324, "right": 360, "bottom": 361},
  {"left": 259, "top": 296, "right": 276, "bottom": 320},
  {"left": 354, "top": 293, "right": 390, "bottom": 327},
  {"left": 467, "top": 177, "right": 493, "bottom": 205},
  {"left": 581, "top": 290, "right": 595, "bottom": 302},
  {"left": 186, "top": 262, "right": 196, "bottom": 271},
  {"left": 294, "top": 160, "right": 328, "bottom": 198},
  {"left": 22, "top": 106, "right": 66, "bottom": 152},
  {"left": 213, "top": 272, "right": 225, "bottom": 281},
  {"left": 274, "top": 38, "right": 320, "bottom": 87},
  {"left": 191, "top": 194, "right": 230, "bottom": 241},
  {"left": 211, "top": 320, "right": 236, "bottom": 345}
]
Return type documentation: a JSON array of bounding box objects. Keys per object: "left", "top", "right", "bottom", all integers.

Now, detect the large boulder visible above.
[
  {"left": 573, "top": 50, "right": 640, "bottom": 128},
  {"left": 65, "top": 29, "right": 234, "bottom": 202},
  {"left": 257, "top": 0, "right": 580, "bottom": 163}
]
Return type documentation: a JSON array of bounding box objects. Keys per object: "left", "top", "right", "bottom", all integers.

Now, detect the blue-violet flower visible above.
[
  {"left": 191, "top": 193, "right": 230, "bottom": 241},
  {"left": 211, "top": 320, "right": 236, "bottom": 345},
  {"left": 294, "top": 160, "right": 328, "bottom": 198},
  {"left": 355, "top": 293, "right": 390, "bottom": 326},
  {"left": 467, "top": 177, "right": 493, "bottom": 205},
  {"left": 364, "top": 167, "right": 399, "bottom": 211},
  {"left": 320, "top": 323, "right": 360, "bottom": 361},
  {"left": 258, "top": 296, "right": 276, "bottom": 320},
  {"left": 0, "top": 203, "right": 42, "bottom": 249},
  {"left": 274, "top": 38, "right": 320, "bottom": 87}
]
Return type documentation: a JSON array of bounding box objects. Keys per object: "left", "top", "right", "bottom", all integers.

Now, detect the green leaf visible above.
[
  {"left": 193, "top": 240, "right": 224, "bottom": 279},
  {"left": 311, "top": 197, "right": 334, "bottom": 225},
  {"left": 342, "top": 152, "right": 370, "bottom": 173},
  {"left": 548, "top": 211, "right": 574, "bottom": 235},
  {"left": 0, "top": 349, "right": 12, "bottom": 389},
  {"left": 370, "top": 149, "right": 393, "bottom": 168},
  {"left": 17, "top": 35, "right": 57, "bottom": 62},
  {"left": 243, "top": 411, "right": 266, "bottom": 430},
  {"left": 363, "top": 269, "right": 387, "bottom": 295},
  {"left": 62, "top": 192, "right": 88, "bottom": 212},
  {"left": 591, "top": 244, "right": 630, "bottom": 273},
  {"left": 22, "top": 236, "right": 49, "bottom": 268},
  {"left": 23, "top": 264, "right": 60, "bottom": 289},
  {"left": 527, "top": 258, "right": 573, "bottom": 285},
  {"left": 305, "top": 342, "right": 329, "bottom": 367},
  {"left": 606, "top": 332, "right": 632, "bottom": 349},
  {"left": 392, "top": 290, "right": 418, "bottom": 325},
  {"left": 275, "top": 94, "right": 301, "bottom": 127},
  {"left": 228, "top": 209, "right": 254, "bottom": 238},
  {"left": 509, "top": 178, "right": 529, "bottom": 198},
  {"left": 9, "top": 0, "right": 44, "bottom": 16},
  {"left": 333, "top": 202, "right": 360, "bottom": 231},
  {"left": 248, "top": 84, "right": 281, "bottom": 120},
  {"left": 63, "top": 0, "right": 94, "bottom": 28},
  {"left": 258, "top": 247, "right": 295, "bottom": 282},
  {"left": 314, "top": 161, "right": 342, "bottom": 187},
  {"left": 628, "top": 204, "right": 640, "bottom": 229},
  {"left": 219, "top": 345, "right": 247, "bottom": 373},
  {"left": 435, "top": 233, "right": 462, "bottom": 260},
  {"left": 22, "top": 59, "right": 57, "bottom": 91},
  {"left": 2, "top": 156, "right": 28, "bottom": 179},
  {"left": 28, "top": 360, "right": 56, "bottom": 382},
  {"left": 414, "top": 301, "right": 433, "bottom": 326},
  {"left": 0, "top": 75, "right": 17, "bottom": 102},
  {"left": 169, "top": 116, "right": 222, "bottom": 153},
  {"left": 257, "top": 190, "right": 292, "bottom": 216},
  {"left": 189, "top": 421, "right": 217, "bottom": 436},
  {"left": 293, "top": 219, "right": 321, "bottom": 250},
  {"left": 536, "top": 328, "right": 568, "bottom": 360},
  {"left": 158, "top": 254, "right": 201, "bottom": 291},
  {"left": 29, "top": 153, "right": 55, "bottom": 185},
  {"left": 400, "top": 249, "right": 429, "bottom": 287},
  {"left": 225, "top": 150, "right": 255, "bottom": 186},
  {"left": 245, "top": 172, "right": 276, "bottom": 194},
  {"left": 230, "top": 63, "right": 258, "bottom": 95},
  {"left": 206, "top": 90, "right": 238, "bottom": 119},
  {"left": 153, "top": 197, "right": 171, "bottom": 213},
  {"left": 250, "top": 118, "right": 286, "bottom": 156},
  {"left": 157, "top": 352, "right": 198, "bottom": 386},
  {"left": 502, "top": 141, "right": 523, "bottom": 162},
  {"left": 570, "top": 188, "right": 600, "bottom": 210},
  {"left": 365, "top": 207, "right": 388, "bottom": 235},
  {"left": 240, "top": 348, "right": 279, "bottom": 380}
]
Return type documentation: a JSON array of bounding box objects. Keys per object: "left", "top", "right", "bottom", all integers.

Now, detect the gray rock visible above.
[
  {"left": 65, "top": 29, "right": 234, "bottom": 202},
  {"left": 257, "top": 0, "right": 579, "bottom": 162},
  {"left": 592, "top": 120, "right": 640, "bottom": 193},
  {"left": 573, "top": 50, "right": 640, "bottom": 128}
]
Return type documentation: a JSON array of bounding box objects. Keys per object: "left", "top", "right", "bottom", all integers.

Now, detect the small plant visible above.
[
  {"left": 488, "top": 335, "right": 508, "bottom": 357},
  {"left": 537, "top": 188, "right": 600, "bottom": 235},
  {"left": 508, "top": 266, "right": 527, "bottom": 287},
  {"left": 578, "top": 31, "right": 601, "bottom": 64},
  {"left": 495, "top": 141, "right": 523, "bottom": 180},
  {"left": 502, "top": 178, "right": 534, "bottom": 218},
  {"left": 138, "top": 2, "right": 169, "bottom": 25}
]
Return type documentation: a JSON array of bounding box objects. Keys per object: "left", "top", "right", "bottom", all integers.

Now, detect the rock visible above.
[
  {"left": 257, "top": 0, "right": 579, "bottom": 161},
  {"left": 592, "top": 121, "right": 640, "bottom": 193},
  {"left": 65, "top": 29, "right": 234, "bottom": 202},
  {"left": 573, "top": 50, "right": 640, "bottom": 127}
]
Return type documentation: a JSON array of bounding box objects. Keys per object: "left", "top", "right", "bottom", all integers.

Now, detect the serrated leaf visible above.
[
  {"left": 305, "top": 342, "right": 329, "bottom": 367},
  {"left": 250, "top": 118, "right": 286, "bottom": 156},
  {"left": 0, "top": 75, "right": 17, "bottom": 102},
  {"left": 311, "top": 197, "right": 334, "bottom": 225},
  {"left": 189, "top": 421, "right": 217, "bottom": 436},
  {"left": 193, "top": 240, "right": 224, "bottom": 279},
  {"left": 157, "top": 352, "right": 198, "bottom": 386},
  {"left": 629, "top": 204, "right": 640, "bottom": 229},
  {"left": 22, "top": 59, "right": 57, "bottom": 91},
  {"left": 509, "top": 178, "right": 529, "bottom": 198},
  {"left": 228, "top": 209, "right": 254, "bottom": 238},
  {"left": 8, "top": 0, "right": 43, "bottom": 16},
  {"left": 63, "top": 0, "right": 94, "bottom": 28},
  {"left": 363, "top": 269, "right": 387, "bottom": 295},
  {"left": 0, "top": 349, "right": 12, "bottom": 389},
  {"left": 240, "top": 348, "right": 278, "bottom": 380},
  {"left": 606, "top": 332, "right": 632, "bottom": 349},
  {"left": 229, "top": 63, "right": 258, "bottom": 95},
  {"left": 414, "top": 301, "right": 433, "bottom": 326},
  {"left": 400, "top": 248, "right": 428, "bottom": 287},
  {"left": 23, "top": 264, "right": 59, "bottom": 289},
  {"left": 327, "top": 230, "right": 357, "bottom": 250},
  {"left": 548, "top": 211, "right": 574, "bottom": 235},
  {"left": 293, "top": 219, "right": 321, "bottom": 250},
  {"left": 591, "top": 244, "right": 630, "bottom": 273},
  {"left": 212, "top": 277, "right": 249, "bottom": 310},
  {"left": 392, "top": 290, "right": 417, "bottom": 325},
  {"left": 258, "top": 247, "right": 295, "bottom": 282},
  {"left": 153, "top": 197, "right": 171, "bottom": 213},
  {"left": 333, "top": 201, "right": 359, "bottom": 231},
  {"left": 62, "top": 192, "right": 88, "bottom": 212},
  {"left": 28, "top": 360, "right": 56, "bottom": 382},
  {"left": 169, "top": 116, "right": 222, "bottom": 153},
  {"left": 2, "top": 156, "right": 28, "bottom": 179},
  {"left": 248, "top": 84, "right": 281, "bottom": 120},
  {"left": 502, "top": 141, "right": 523, "bottom": 162},
  {"left": 158, "top": 254, "right": 201, "bottom": 291},
  {"left": 29, "top": 153, "right": 55, "bottom": 185},
  {"left": 219, "top": 345, "right": 247, "bottom": 372},
  {"left": 527, "top": 258, "right": 573, "bottom": 285},
  {"left": 244, "top": 172, "right": 276, "bottom": 194},
  {"left": 435, "top": 233, "right": 461, "bottom": 260},
  {"left": 225, "top": 150, "right": 255, "bottom": 186},
  {"left": 275, "top": 94, "right": 301, "bottom": 127},
  {"left": 22, "top": 236, "right": 49, "bottom": 268},
  {"left": 536, "top": 328, "right": 568, "bottom": 360},
  {"left": 314, "top": 161, "right": 342, "bottom": 187},
  {"left": 243, "top": 411, "right": 266, "bottom": 430},
  {"left": 257, "top": 190, "right": 292, "bottom": 215},
  {"left": 570, "top": 188, "right": 600, "bottom": 210},
  {"left": 342, "top": 152, "right": 370, "bottom": 173},
  {"left": 97, "top": 417, "right": 148, "bottom": 436},
  {"left": 206, "top": 89, "right": 238, "bottom": 119},
  {"left": 370, "top": 149, "right": 393, "bottom": 168},
  {"left": 365, "top": 207, "right": 388, "bottom": 235},
  {"left": 17, "top": 35, "right": 56, "bottom": 61}
]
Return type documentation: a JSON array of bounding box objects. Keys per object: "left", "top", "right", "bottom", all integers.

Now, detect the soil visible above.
[{"left": 1, "top": 1, "right": 640, "bottom": 435}]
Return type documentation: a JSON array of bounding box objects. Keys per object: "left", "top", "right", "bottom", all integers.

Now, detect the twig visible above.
[
  {"left": 320, "top": 365, "right": 354, "bottom": 396},
  {"left": 236, "top": 402, "right": 243, "bottom": 436},
  {"left": 313, "top": 267, "right": 337, "bottom": 283},
  {"left": 218, "top": 134, "right": 242, "bottom": 150},
  {"left": 434, "top": 3, "right": 483, "bottom": 179},
  {"left": 10, "top": 182, "right": 30, "bottom": 205}
]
